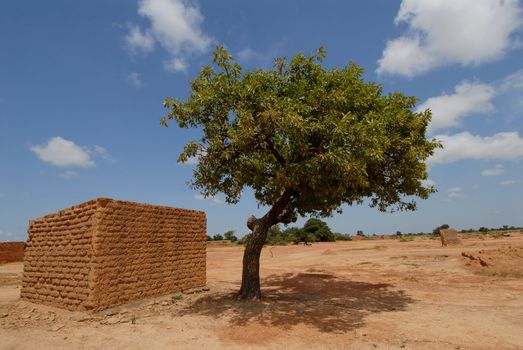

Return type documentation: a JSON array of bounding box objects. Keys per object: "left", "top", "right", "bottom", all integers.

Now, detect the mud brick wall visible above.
[
  {"left": 440, "top": 228, "right": 461, "bottom": 246},
  {"left": 21, "top": 200, "right": 97, "bottom": 310},
  {"left": 90, "top": 199, "right": 206, "bottom": 311},
  {"left": 0, "top": 241, "right": 26, "bottom": 264},
  {"left": 21, "top": 198, "right": 206, "bottom": 311}
]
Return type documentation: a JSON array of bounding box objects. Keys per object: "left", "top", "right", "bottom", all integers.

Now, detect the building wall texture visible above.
[
  {"left": 0, "top": 242, "right": 26, "bottom": 264},
  {"left": 21, "top": 198, "right": 206, "bottom": 311}
]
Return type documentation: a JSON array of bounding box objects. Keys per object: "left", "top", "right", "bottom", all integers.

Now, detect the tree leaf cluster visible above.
[{"left": 163, "top": 46, "right": 440, "bottom": 227}]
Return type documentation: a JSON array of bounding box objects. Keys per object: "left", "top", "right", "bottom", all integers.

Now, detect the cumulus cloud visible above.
[
  {"left": 125, "top": 0, "right": 213, "bottom": 72},
  {"left": 31, "top": 137, "right": 95, "bottom": 168},
  {"left": 164, "top": 57, "right": 188, "bottom": 72},
  {"left": 31, "top": 137, "right": 114, "bottom": 168},
  {"left": 481, "top": 164, "right": 506, "bottom": 176},
  {"left": 500, "top": 69, "right": 523, "bottom": 91},
  {"left": 93, "top": 145, "right": 115, "bottom": 162},
  {"left": 418, "top": 81, "right": 495, "bottom": 133},
  {"left": 125, "top": 25, "right": 155, "bottom": 54},
  {"left": 377, "top": 0, "right": 523, "bottom": 77},
  {"left": 127, "top": 72, "right": 142, "bottom": 88},
  {"left": 429, "top": 131, "right": 523, "bottom": 165}
]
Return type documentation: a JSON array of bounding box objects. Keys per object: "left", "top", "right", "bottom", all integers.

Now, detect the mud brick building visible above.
[
  {"left": 0, "top": 242, "right": 25, "bottom": 264},
  {"left": 21, "top": 198, "right": 206, "bottom": 311}
]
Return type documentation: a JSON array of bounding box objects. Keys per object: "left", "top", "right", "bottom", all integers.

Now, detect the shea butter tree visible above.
[{"left": 162, "top": 46, "right": 439, "bottom": 300}]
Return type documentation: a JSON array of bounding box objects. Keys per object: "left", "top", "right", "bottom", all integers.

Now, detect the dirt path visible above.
[{"left": 1, "top": 234, "right": 523, "bottom": 349}]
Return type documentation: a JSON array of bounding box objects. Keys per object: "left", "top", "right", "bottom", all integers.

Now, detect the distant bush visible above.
[
  {"left": 334, "top": 232, "right": 352, "bottom": 241},
  {"left": 224, "top": 230, "right": 238, "bottom": 242},
  {"left": 433, "top": 224, "right": 449, "bottom": 235}
]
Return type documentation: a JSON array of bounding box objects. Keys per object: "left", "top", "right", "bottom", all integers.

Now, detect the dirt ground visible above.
[{"left": 1, "top": 234, "right": 523, "bottom": 350}]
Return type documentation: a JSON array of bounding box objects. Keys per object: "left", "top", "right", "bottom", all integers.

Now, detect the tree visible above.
[
  {"left": 356, "top": 230, "right": 365, "bottom": 237},
  {"left": 433, "top": 224, "right": 449, "bottom": 235},
  {"left": 267, "top": 224, "right": 282, "bottom": 244},
  {"left": 302, "top": 218, "right": 335, "bottom": 242},
  {"left": 224, "top": 230, "right": 238, "bottom": 242},
  {"left": 281, "top": 226, "right": 300, "bottom": 243},
  {"left": 162, "top": 46, "right": 439, "bottom": 300},
  {"left": 212, "top": 234, "right": 223, "bottom": 241}
]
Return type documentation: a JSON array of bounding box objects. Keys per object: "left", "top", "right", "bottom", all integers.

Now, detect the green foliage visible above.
[
  {"left": 334, "top": 232, "right": 352, "bottom": 241},
  {"left": 302, "top": 218, "right": 335, "bottom": 242},
  {"left": 206, "top": 235, "right": 212, "bottom": 241},
  {"left": 281, "top": 227, "right": 300, "bottom": 242},
  {"left": 433, "top": 224, "right": 449, "bottom": 235},
  {"left": 171, "top": 294, "right": 183, "bottom": 302},
  {"left": 212, "top": 234, "right": 224, "bottom": 241},
  {"left": 267, "top": 225, "right": 286, "bottom": 245},
  {"left": 163, "top": 46, "right": 439, "bottom": 222},
  {"left": 238, "top": 233, "right": 251, "bottom": 245},
  {"left": 130, "top": 314, "right": 138, "bottom": 325},
  {"left": 224, "top": 230, "right": 238, "bottom": 242},
  {"left": 356, "top": 230, "right": 365, "bottom": 237}
]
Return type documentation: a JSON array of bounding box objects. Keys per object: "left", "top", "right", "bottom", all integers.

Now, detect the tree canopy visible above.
[
  {"left": 162, "top": 46, "right": 440, "bottom": 299},
  {"left": 163, "top": 46, "right": 438, "bottom": 219}
]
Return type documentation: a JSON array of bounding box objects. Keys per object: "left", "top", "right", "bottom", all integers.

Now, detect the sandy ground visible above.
[{"left": 1, "top": 234, "right": 523, "bottom": 350}]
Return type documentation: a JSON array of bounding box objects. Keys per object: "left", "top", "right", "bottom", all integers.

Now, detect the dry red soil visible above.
[{"left": 1, "top": 234, "right": 523, "bottom": 349}]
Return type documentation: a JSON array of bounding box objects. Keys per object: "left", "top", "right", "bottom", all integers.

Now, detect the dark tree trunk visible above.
[
  {"left": 237, "top": 220, "right": 270, "bottom": 300},
  {"left": 237, "top": 190, "right": 295, "bottom": 301}
]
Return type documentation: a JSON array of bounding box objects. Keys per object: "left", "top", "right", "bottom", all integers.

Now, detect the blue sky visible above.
[{"left": 1, "top": 0, "right": 523, "bottom": 240}]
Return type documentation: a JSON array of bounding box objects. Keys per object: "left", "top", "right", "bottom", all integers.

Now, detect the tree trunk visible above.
[
  {"left": 237, "top": 220, "right": 269, "bottom": 300},
  {"left": 237, "top": 190, "right": 294, "bottom": 301}
]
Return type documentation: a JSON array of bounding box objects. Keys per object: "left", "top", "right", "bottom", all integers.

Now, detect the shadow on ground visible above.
[{"left": 180, "top": 272, "right": 414, "bottom": 333}]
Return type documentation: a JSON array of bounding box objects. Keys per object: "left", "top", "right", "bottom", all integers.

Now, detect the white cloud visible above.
[
  {"left": 92, "top": 145, "right": 114, "bottom": 162},
  {"left": 164, "top": 57, "right": 188, "bottom": 72},
  {"left": 126, "top": 0, "right": 213, "bottom": 72},
  {"left": 499, "top": 69, "right": 523, "bottom": 91},
  {"left": 481, "top": 164, "right": 506, "bottom": 176},
  {"left": 127, "top": 72, "right": 142, "bottom": 88},
  {"left": 194, "top": 194, "right": 222, "bottom": 204},
  {"left": 500, "top": 179, "right": 521, "bottom": 186},
  {"left": 31, "top": 137, "right": 114, "bottom": 168},
  {"left": 418, "top": 81, "right": 495, "bottom": 133},
  {"left": 237, "top": 47, "right": 257, "bottom": 62},
  {"left": 377, "top": 0, "right": 523, "bottom": 77},
  {"left": 446, "top": 186, "right": 463, "bottom": 199},
  {"left": 31, "top": 137, "right": 95, "bottom": 168},
  {"left": 59, "top": 170, "right": 79, "bottom": 179},
  {"left": 429, "top": 131, "right": 523, "bottom": 165},
  {"left": 125, "top": 25, "right": 155, "bottom": 54}
]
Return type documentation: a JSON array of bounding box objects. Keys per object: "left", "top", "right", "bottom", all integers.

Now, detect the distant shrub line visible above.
[{"left": 206, "top": 223, "right": 523, "bottom": 245}]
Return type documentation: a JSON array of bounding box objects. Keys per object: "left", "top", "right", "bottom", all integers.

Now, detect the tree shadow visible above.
[{"left": 180, "top": 272, "right": 414, "bottom": 333}]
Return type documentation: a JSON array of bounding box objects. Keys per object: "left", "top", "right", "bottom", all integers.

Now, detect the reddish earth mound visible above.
[
  {"left": 321, "top": 249, "right": 336, "bottom": 255},
  {"left": 0, "top": 242, "right": 25, "bottom": 264},
  {"left": 461, "top": 246, "right": 523, "bottom": 277}
]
